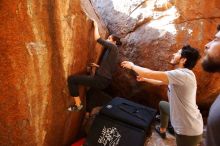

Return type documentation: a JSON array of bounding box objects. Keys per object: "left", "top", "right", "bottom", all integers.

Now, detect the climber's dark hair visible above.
[
  {"left": 180, "top": 45, "right": 200, "bottom": 69},
  {"left": 217, "top": 24, "right": 220, "bottom": 32},
  {"left": 111, "top": 34, "right": 122, "bottom": 47}
]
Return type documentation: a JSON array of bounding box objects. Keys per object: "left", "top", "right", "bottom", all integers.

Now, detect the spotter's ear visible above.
[{"left": 180, "top": 58, "right": 187, "bottom": 64}]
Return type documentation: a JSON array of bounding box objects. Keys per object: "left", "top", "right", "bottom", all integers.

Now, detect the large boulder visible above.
[
  {"left": 91, "top": 0, "right": 220, "bottom": 109},
  {"left": 0, "top": 0, "right": 101, "bottom": 145}
]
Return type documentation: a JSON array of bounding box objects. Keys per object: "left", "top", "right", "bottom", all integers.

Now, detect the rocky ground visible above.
[
  {"left": 145, "top": 124, "right": 176, "bottom": 146},
  {"left": 145, "top": 123, "right": 206, "bottom": 146}
]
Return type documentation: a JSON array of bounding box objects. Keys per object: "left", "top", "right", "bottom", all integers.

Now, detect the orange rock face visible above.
[
  {"left": 0, "top": 0, "right": 96, "bottom": 145},
  {"left": 91, "top": 0, "right": 220, "bottom": 110}
]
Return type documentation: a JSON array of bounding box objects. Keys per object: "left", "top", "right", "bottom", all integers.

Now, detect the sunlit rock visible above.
[{"left": 0, "top": 0, "right": 95, "bottom": 145}]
